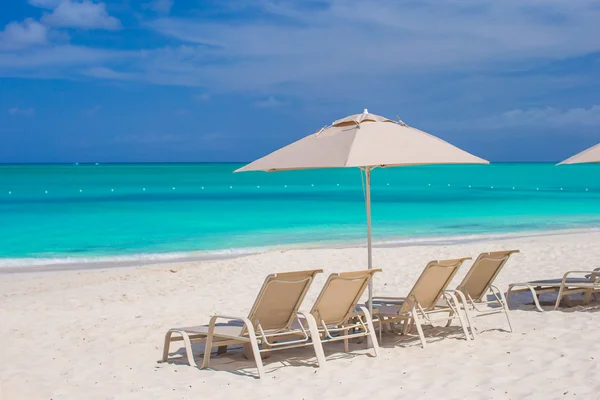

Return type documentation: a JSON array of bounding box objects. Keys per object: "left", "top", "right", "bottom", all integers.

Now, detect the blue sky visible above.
[{"left": 1, "top": 0, "right": 599, "bottom": 163}]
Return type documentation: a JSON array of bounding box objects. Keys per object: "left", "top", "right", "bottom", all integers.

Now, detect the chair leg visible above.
[
  {"left": 240, "top": 321, "right": 265, "bottom": 379},
  {"left": 200, "top": 332, "right": 212, "bottom": 369},
  {"left": 446, "top": 293, "right": 471, "bottom": 342},
  {"left": 410, "top": 308, "right": 427, "bottom": 348},
  {"left": 181, "top": 332, "right": 198, "bottom": 368},
  {"left": 512, "top": 285, "right": 545, "bottom": 312},
  {"left": 162, "top": 330, "right": 173, "bottom": 362},
  {"left": 343, "top": 328, "right": 349, "bottom": 353},
  {"left": 248, "top": 336, "right": 265, "bottom": 379},
  {"left": 309, "top": 324, "right": 327, "bottom": 367},
  {"left": 445, "top": 311, "right": 454, "bottom": 328},
  {"left": 451, "top": 290, "right": 475, "bottom": 339},
  {"left": 301, "top": 312, "right": 327, "bottom": 368},
  {"left": 494, "top": 286, "right": 513, "bottom": 333},
  {"left": 358, "top": 306, "right": 380, "bottom": 357},
  {"left": 554, "top": 285, "right": 566, "bottom": 310},
  {"left": 401, "top": 319, "right": 411, "bottom": 335}
]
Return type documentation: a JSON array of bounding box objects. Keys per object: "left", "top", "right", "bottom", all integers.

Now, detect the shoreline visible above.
[{"left": 2, "top": 226, "right": 598, "bottom": 274}]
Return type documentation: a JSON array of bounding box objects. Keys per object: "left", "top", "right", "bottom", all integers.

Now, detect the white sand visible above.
[{"left": 1, "top": 229, "right": 599, "bottom": 400}]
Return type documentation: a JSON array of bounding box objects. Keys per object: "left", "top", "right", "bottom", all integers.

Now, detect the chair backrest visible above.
[
  {"left": 310, "top": 269, "right": 381, "bottom": 327},
  {"left": 401, "top": 258, "right": 470, "bottom": 312},
  {"left": 456, "top": 250, "right": 519, "bottom": 302},
  {"left": 244, "top": 269, "right": 323, "bottom": 334}
]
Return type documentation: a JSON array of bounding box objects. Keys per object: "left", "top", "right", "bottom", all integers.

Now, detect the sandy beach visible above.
[{"left": 1, "top": 229, "right": 600, "bottom": 400}]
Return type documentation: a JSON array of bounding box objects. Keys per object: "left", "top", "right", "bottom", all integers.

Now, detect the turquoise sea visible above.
[{"left": 1, "top": 163, "right": 599, "bottom": 268}]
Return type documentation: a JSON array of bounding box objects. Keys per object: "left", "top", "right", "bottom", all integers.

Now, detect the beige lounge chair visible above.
[
  {"left": 372, "top": 258, "right": 471, "bottom": 348},
  {"left": 161, "top": 269, "right": 325, "bottom": 379},
  {"left": 447, "top": 250, "right": 519, "bottom": 337},
  {"left": 507, "top": 268, "right": 600, "bottom": 312},
  {"left": 302, "top": 269, "right": 381, "bottom": 356}
]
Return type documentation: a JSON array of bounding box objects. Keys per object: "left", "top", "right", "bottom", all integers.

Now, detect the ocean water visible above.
[{"left": 1, "top": 163, "right": 599, "bottom": 268}]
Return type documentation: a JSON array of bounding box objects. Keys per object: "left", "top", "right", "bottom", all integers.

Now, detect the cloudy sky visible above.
[{"left": 1, "top": 0, "right": 599, "bottom": 162}]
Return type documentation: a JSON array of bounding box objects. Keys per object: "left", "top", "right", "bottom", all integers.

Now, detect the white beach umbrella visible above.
[
  {"left": 557, "top": 143, "right": 600, "bottom": 165},
  {"left": 235, "top": 109, "right": 489, "bottom": 312}
]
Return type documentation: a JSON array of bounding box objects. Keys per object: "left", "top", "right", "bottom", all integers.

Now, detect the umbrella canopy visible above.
[
  {"left": 236, "top": 109, "right": 489, "bottom": 313},
  {"left": 236, "top": 110, "right": 488, "bottom": 172},
  {"left": 557, "top": 143, "right": 600, "bottom": 165}
]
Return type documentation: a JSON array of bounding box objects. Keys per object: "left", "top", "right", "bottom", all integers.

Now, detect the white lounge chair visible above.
[
  {"left": 302, "top": 269, "right": 381, "bottom": 356},
  {"left": 507, "top": 268, "right": 600, "bottom": 312},
  {"left": 161, "top": 269, "right": 325, "bottom": 379},
  {"left": 448, "top": 250, "right": 519, "bottom": 337},
  {"left": 372, "top": 258, "right": 472, "bottom": 348}
]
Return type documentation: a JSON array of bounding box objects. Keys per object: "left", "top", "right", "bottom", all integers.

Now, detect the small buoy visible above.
[
  {"left": 201, "top": 187, "right": 204, "bottom": 190},
  {"left": 284, "top": 185, "right": 287, "bottom": 188},
  {"left": 8, "top": 191, "right": 11, "bottom": 194},
  {"left": 586, "top": 188, "right": 589, "bottom": 191},
  {"left": 428, "top": 183, "right": 431, "bottom": 186},
  {"left": 387, "top": 183, "right": 390, "bottom": 186},
  {"left": 447, "top": 184, "right": 451, "bottom": 187},
  {"left": 468, "top": 185, "right": 471, "bottom": 188},
  {"left": 257, "top": 185, "right": 260, "bottom": 188},
  {"left": 44, "top": 190, "right": 48, "bottom": 194},
  {"left": 560, "top": 188, "right": 563, "bottom": 191},
  {"left": 337, "top": 183, "right": 340, "bottom": 186},
  {"left": 512, "top": 187, "right": 515, "bottom": 190},
  {"left": 95, "top": 163, "right": 99, "bottom": 165},
  {"left": 79, "top": 189, "right": 83, "bottom": 193},
  {"left": 230, "top": 186, "right": 233, "bottom": 189},
  {"left": 111, "top": 189, "right": 114, "bottom": 192},
  {"left": 491, "top": 186, "right": 494, "bottom": 189},
  {"left": 311, "top": 184, "right": 314, "bottom": 187},
  {"left": 143, "top": 188, "right": 146, "bottom": 191},
  {"left": 536, "top": 188, "right": 539, "bottom": 191}
]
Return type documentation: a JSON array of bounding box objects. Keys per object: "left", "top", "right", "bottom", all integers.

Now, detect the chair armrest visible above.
[
  {"left": 562, "top": 270, "right": 598, "bottom": 281},
  {"left": 372, "top": 296, "right": 407, "bottom": 306},
  {"left": 211, "top": 314, "right": 247, "bottom": 321},
  {"left": 208, "top": 315, "right": 254, "bottom": 333}
]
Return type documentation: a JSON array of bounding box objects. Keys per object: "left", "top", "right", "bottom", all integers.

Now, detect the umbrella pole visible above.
[
  {"left": 365, "top": 167, "right": 373, "bottom": 312},
  {"left": 364, "top": 167, "right": 374, "bottom": 347}
]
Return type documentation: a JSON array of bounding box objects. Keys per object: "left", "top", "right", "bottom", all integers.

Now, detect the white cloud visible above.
[
  {"left": 113, "top": 131, "right": 226, "bottom": 150},
  {"left": 254, "top": 96, "right": 287, "bottom": 108},
  {"left": 8, "top": 107, "right": 35, "bottom": 116},
  {"left": 83, "top": 66, "right": 134, "bottom": 80},
  {"left": 114, "top": 133, "right": 186, "bottom": 144},
  {"left": 436, "top": 105, "right": 600, "bottom": 131},
  {"left": 136, "top": 0, "right": 600, "bottom": 92},
  {"left": 0, "top": 46, "right": 126, "bottom": 70},
  {"left": 498, "top": 105, "right": 600, "bottom": 127},
  {"left": 193, "top": 93, "right": 211, "bottom": 102},
  {"left": 42, "top": 1, "right": 121, "bottom": 30},
  {"left": 28, "top": 0, "right": 62, "bottom": 8},
  {"left": 3, "top": 0, "right": 600, "bottom": 101},
  {"left": 174, "top": 109, "right": 190, "bottom": 116},
  {"left": 82, "top": 105, "right": 101, "bottom": 115},
  {"left": 148, "top": 0, "right": 173, "bottom": 15},
  {"left": 0, "top": 19, "right": 48, "bottom": 50}
]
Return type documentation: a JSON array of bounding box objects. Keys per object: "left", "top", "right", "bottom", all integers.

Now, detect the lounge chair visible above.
[
  {"left": 507, "top": 268, "right": 600, "bottom": 312},
  {"left": 372, "top": 258, "right": 472, "bottom": 348},
  {"left": 161, "top": 269, "right": 325, "bottom": 379},
  {"left": 447, "top": 250, "right": 519, "bottom": 337},
  {"left": 302, "top": 269, "right": 381, "bottom": 356}
]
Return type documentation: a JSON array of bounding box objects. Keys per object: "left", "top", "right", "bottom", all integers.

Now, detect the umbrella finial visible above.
[{"left": 363, "top": 108, "right": 369, "bottom": 114}]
